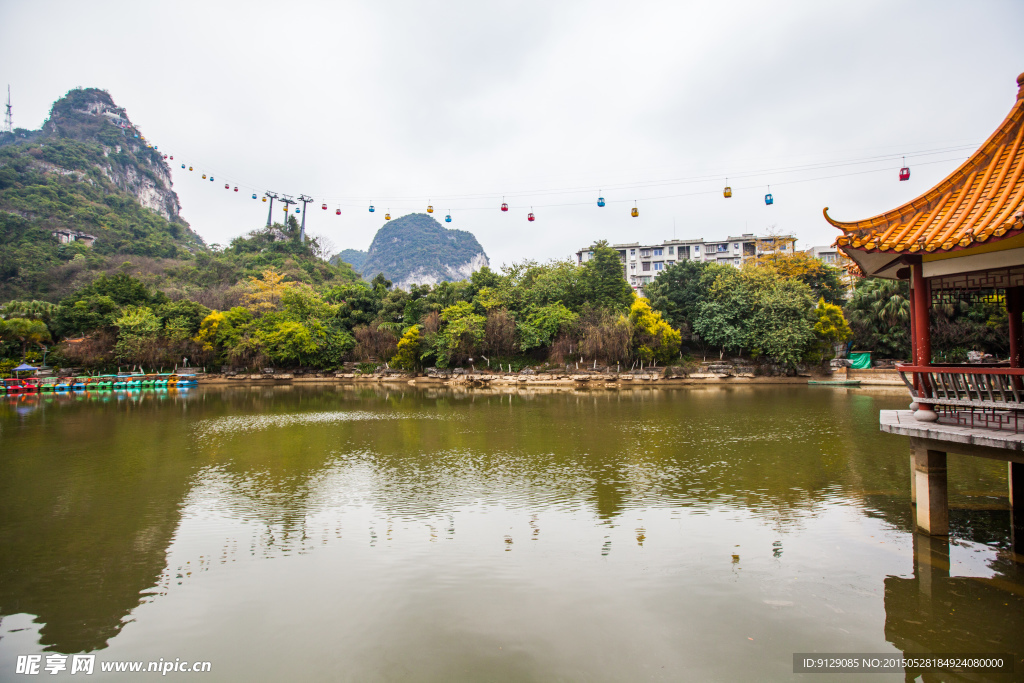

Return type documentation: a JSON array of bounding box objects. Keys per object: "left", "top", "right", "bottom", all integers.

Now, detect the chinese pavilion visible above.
[{"left": 825, "top": 71, "right": 1024, "bottom": 543}]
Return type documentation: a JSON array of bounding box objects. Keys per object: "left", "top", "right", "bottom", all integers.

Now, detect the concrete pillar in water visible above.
[
  {"left": 911, "top": 438, "right": 948, "bottom": 536},
  {"left": 912, "top": 532, "right": 950, "bottom": 599},
  {"left": 1011, "top": 462, "right": 1023, "bottom": 558}
]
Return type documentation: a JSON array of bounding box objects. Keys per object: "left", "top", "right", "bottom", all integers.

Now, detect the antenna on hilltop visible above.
[{"left": 3, "top": 86, "right": 12, "bottom": 135}]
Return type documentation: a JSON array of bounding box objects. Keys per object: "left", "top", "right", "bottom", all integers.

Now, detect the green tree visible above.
[
  {"left": 581, "top": 241, "right": 633, "bottom": 311},
  {"left": 0, "top": 317, "right": 52, "bottom": 359},
  {"left": 517, "top": 303, "right": 578, "bottom": 352},
  {"left": 844, "top": 278, "right": 910, "bottom": 359},
  {"left": 113, "top": 306, "right": 160, "bottom": 363},
  {"left": 434, "top": 301, "right": 486, "bottom": 366}
]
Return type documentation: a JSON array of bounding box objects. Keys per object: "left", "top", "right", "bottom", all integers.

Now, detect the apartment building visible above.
[{"left": 576, "top": 233, "right": 796, "bottom": 296}]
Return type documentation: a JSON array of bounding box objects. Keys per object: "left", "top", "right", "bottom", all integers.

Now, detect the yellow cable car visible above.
[
  {"left": 202, "top": 174, "right": 207, "bottom": 179},
  {"left": 427, "top": 204, "right": 433, "bottom": 213},
  {"left": 262, "top": 196, "right": 267, "bottom": 202},
  {"left": 723, "top": 179, "right": 732, "bottom": 198},
  {"left": 188, "top": 166, "right": 193, "bottom": 171},
  {"left": 631, "top": 201, "right": 639, "bottom": 218},
  {"left": 385, "top": 211, "right": 391, "bottom": 220}
]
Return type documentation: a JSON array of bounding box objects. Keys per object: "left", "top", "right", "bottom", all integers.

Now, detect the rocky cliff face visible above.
[
  {"left": 41, "top": 88, "right": 184, "bottom": 223},
  {"left": 352, "top": 213, "right": 489, "bottom": 289}
]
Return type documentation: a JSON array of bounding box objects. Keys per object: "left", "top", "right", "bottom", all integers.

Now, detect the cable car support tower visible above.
[
  {"left": 264, "top": 191, "right": 279, "bottom": 226},
  {"left": 298, "top": 194, "right": 313, "bottom": 242},
  {"left": 278, "top": 194, "right": 297, "bottom": 227}
]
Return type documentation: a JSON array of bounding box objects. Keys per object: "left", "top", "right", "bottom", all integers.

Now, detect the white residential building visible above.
[{"left": 576, "top": 233, "right": 797, "bottom": 296}]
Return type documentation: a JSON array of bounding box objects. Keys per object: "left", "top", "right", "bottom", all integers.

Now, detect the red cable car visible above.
[
  {"left": 322, "top": 203, "right": 327, "bottom": 210},
  {"left": 527, "top": 210, "right": 535, "bottom": 222},
  {"left": 170, "top": 155, "right": 173, "bottom": 160},
  {"left": 224, "top": 183, "right": 229, "bottom": 189},
  {"left": 335, "top": 207, "right": 341, "bottom": 215},
  {"left": 501, "top": 196, "right": 508, "bottom": 212},
  {"left": 899, "top": 157, "right": 910, "bottom": 181},
  {"left": 234, "top": 186, "right": 239, "bottom": 192}
]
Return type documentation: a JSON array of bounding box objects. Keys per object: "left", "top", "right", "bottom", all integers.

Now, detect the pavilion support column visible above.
[
  {"left": 1007, "top": 286, "right": 1023, "bottom": 368},
  {"left": 912, "top": 264, "right": 936, "bottom": 421},
  {"left": 908, "top": 276, "right": 919, "bottom": 409},
  {"left": 1011, "top": 462, "right": 1024, "bottom": 561},
  {"left": 910, "top": 437, "right": 948, "bottom": 536}
]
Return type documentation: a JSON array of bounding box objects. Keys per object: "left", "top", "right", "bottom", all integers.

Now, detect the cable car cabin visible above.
[
  {"left": 597, "top": 197, "right": 606, "bottom": 207},
  {"left": 631, "top": 207, "right": 639, "bottom": 217},
  {"left": 501, "top": 203, "right": 508, "bottom": 212},
  {"left": 224, "top": 183, "right": 229, "bottom": 189},
  {"left": 262, "top": 196, "right": 267, "bottom": 202},
  {"left": 723, "top": 186, "right": 732, "bottom": 198},
  {"left": 189, "top": 166, "right": 193, "bottom": 171},
  {"left": 528, "top": 212, "right": 535, "bottom": 222},
  {"left": 181, "top": 164, "right": 186, "bottom": 169},
  {"left": 427, "top": 205, "right": 434, "bottom": 213},
  {"left": 322, "top": 203, "right": 327, "bottom": 210},
  {"left": 336, "top": 208, "right": 341, "bottom": 215},
  {"left": 210, "top": 177, "right": 214, "bottom": 182},
  {"left": 163, "top": 154, "right": 168, "bottom": 159},
  {"left": 765, "top": 193, "right": 774, "bottom": 205},
  {"left": 369, "top": 205, "right": 375, "bottom": 212},
  {"left": 385, "top": 213, "right": 391, "bottom": 220},
  {"left": 296, "top": 208, "right": 301, "bottom": 213},
  {"left": 252, "top": 193, "right": 258, "bottom": 199},
  {"left": 234, "top": 187, "right": 239, "bottom": 192},
  {"left": 202, "top": 174, "right": 207, "bottom": 179},
  {"left": 445, "top": 214, "right": 452, "bottom": 223},
  {"left": 900, "top": 166, "right": 911, "bottom": 181},
  {"left": 170, "top": 156, "right": 173, "bottom": 160}
]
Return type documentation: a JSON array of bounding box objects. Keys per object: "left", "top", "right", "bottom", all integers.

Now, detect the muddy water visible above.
[{"left": 0, "top": 385, "right": 1020, "bottom": 681}]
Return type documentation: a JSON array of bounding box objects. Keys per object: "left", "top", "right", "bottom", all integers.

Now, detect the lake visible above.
[{"left": 1, "top": 385, "right": 1021, "bottom": 681}]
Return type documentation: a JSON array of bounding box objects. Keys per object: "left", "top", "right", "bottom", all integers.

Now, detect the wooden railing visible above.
[{"left": 896, "top": 364, "right": 1024, "bottom": 410}]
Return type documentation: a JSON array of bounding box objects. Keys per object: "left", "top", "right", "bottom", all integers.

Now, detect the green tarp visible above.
[{"left": 849, "top": 352, "right": 871, "bottom": 369}]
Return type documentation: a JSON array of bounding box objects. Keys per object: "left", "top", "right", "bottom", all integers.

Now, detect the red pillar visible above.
[
  {"left": 912, "top": 263, "right": 935, "bottom": 420},
  {"left": 912, "top": 264, "right": 931, "bottom": 366},
  {"left": 1007, "top": 286, "right": 1023, "bottom": 368}
]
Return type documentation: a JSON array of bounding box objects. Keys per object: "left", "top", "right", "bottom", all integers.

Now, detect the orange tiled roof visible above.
[{"left": 826, "top": 72, "right": 1024, "bottom": 256}]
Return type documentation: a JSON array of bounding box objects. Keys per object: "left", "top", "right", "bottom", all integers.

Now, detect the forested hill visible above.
[
  {"left": 332, "top": 213, "right": 489, "bottom": 289},
  {"left": 0, "top": 87, "right": 359, "bottom": 303}
]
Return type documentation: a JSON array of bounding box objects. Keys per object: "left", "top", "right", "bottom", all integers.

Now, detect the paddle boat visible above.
[
  {"left": 154, "top": 373, "right": 172, "bottom": 388},
  {"left": 72, "top": 376, "right": 89, "bottom": 391},
  {"left": 94, "top": 375, "right": 116, "bottom": 390},
  {"left": 54, "top": 377, "right": 73, "bottom": 391},
  {"left": 175, "top": 374, "right": 198, "bottom": 387},
  {"left": 39, "top": 377, "right": 59, "bottom": 392}
]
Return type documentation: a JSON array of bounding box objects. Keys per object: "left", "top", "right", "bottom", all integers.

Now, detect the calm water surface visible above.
[{"left": 0, "top": 385, "right": 1021, "bottom": 682}]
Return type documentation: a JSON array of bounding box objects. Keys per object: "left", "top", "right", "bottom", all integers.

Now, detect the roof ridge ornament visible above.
[{"left": 1018, "top": 71, "right": 1024, "bottom": 100}]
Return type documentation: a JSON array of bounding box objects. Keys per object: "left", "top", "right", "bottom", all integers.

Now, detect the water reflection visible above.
[{"left": 1, "top": 385, "right": 1021, "bottom": 679}]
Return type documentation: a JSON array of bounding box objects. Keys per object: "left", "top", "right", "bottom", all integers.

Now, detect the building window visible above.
[
  {"left": 642, "top": 262, "right": 651, "bottom": 271},
  {"left": 694, "top": 245, "right": 700, "bottom": 253},
  {"left": 653, "top": 248, "right": 663, "bottom": 256},
  {"left": 630, "top": 249, "right": 636, "bottom": 255},
  {"left": 733, "top": 243, "right": 739, "bottom": 249},
  {"left": 717, "top": 244, "right": 728, "bottom": 252},
  {"left": 643, "top": 276, "right": 652, "bottom": 284},
  {"left": 654, "top": 262, "right": 664, "bottom": 271},
  {"left": 668, "top": 246, "right": 674, "bottom": 254},
  {"left": 640, "top": 249, "right": 651, "bottom": 257},
  {"left": 630, "top": 263, "right": 635, "bottom": 270}
]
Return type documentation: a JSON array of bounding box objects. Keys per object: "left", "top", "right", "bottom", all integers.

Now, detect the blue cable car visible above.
[
  {"left": 369, "top": 205, "right": 375, "bottom": 212},
  {"left": 296, "top": 208, "right": 301, "bottom": 213},
  {"left": 210, "top": 176, "right": 214, "bottom": 182},
  {"left": 251, "top": 193, "right": 257, "bottom": 199},
  {"left": 765, "top": 187, "right": 774, "bottom": 205},
  {"left": 597, "top": 191, "right": 605, "bottom": 207},
  {"left": 180, "top": 163, "right": 185, "bottom": 169},
  {"left": 445, "top": 213, "right": 452, "bottom": 223}
]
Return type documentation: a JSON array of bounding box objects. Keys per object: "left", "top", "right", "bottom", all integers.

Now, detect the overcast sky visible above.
[{"left": 2, "top": 0, "right": 1023, "bottom": 266}]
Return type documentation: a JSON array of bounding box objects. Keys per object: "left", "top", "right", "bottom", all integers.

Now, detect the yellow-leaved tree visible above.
[
  {"left": 626, "top": 295, "right": 681, "bottom": 364},
  {"left": 243, "top": 267, "right": 294, "bottom": 313}
]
